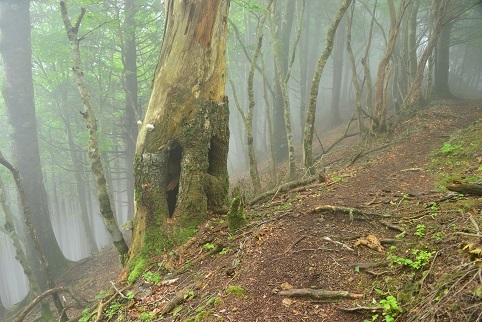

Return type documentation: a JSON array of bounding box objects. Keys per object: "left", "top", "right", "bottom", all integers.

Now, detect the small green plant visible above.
[
  {"left": 184, "top": 290, "right": 195, "bottom": 299},
  {"left": 226, "top": 285, "right": 245, "bottom": 297},
  {"left": 439, "top": 142, "right": 461, "bottom": 154},
  {"left": 142, "top": 271, "right": 161, "bottom": 284},
  {"left": 219, "top": 248, "right": 228, "bottom": 255},
  {"left": 387, "top": 246, "right": 434, "bottom": 270},
  {"left": 203, "top": 242, "right": 216, "bottom": 250},
  {"left": 139, "top": 311, "right": 154, "bottom": 321},
  {"left": 414, "top": 224, "right": 426, "bottom": 238},
  {"left": 79, "top": 308, "right": 92, "bottom": 322},
  {"left": 125, "top": 291, "right": 135, "bottom": 299},
  {"left": 365, "top": 292, "right": 403, "bottom": 322},
  {"left": 95, "top": 289, "right": 107, "bottom": 299},
  {"left": 105, "top": 302, "right": 122, "bottom": 319},
  {"left": 431, "top": 232, "right": 444, "bottom": 240}
]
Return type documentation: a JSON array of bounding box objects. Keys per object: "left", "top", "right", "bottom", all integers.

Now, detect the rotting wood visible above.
[
  {"left": 339, "top": 306, "right": 384, "bottom": 312},
  {"left": 161, "top": 282, "right": 201, "bottom": 315},
  {"left": 279, "top": 289, "right": 363, "bottom": 301},
  {"left": 446, "top": 183, "right": 482, "bottom": 196},
  {"left": 311, "top": 205, "right": 376, "bottom": 221},
  {"left": 249, "top": 175, "right": 320, "bottom": 205}
]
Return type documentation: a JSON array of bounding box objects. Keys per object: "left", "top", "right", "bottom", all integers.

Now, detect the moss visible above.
[
  {"left": 127, "top": 257, "right": 147, "bottom": 284},
  {"left": 227, "top": 197, "right": 246, "bottom": 233},
  {"left": 225, "top": 285, "right": 245, "bottom": 297},
  {"left": 428, "top": 120, "right": 482, "bottom": 189}
]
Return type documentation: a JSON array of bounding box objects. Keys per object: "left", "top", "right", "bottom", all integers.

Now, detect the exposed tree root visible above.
[
  {"left": 13, "top": 287, "right": 89, "bottom": 322},
  {"left": 279, "top": 288, "right": 363, "bottom": 301},
  {"left": 249, "top": 175, "right": 321, "bottom": 205},
  {"left": 338, "top": 305, "right": 383, "bottom": 312}
]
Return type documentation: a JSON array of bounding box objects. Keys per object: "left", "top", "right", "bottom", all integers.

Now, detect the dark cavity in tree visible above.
[{"left": 167, "top": 144, "right": 182, "bottom": 217}]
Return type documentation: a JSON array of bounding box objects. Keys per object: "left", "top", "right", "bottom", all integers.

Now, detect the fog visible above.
[{"left": 0, "top": 0, "right": 481, "bottom": 311}]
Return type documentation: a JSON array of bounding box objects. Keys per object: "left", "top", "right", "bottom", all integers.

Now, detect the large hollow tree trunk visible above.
[{"left": 128, "top": 0, "right": 230, "bottom": 280}]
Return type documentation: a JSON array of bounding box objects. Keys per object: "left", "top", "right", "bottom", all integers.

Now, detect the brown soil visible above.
[{"left": 17, "top": 99, "right": 482, "bottom": 321}]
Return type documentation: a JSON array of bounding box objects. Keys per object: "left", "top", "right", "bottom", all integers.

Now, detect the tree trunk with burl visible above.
[{"left": 128, "top": 0, "right": 230, "bottom": 282}]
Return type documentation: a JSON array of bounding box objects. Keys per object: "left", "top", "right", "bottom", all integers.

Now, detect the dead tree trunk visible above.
[{"left": 127, "top": 0, "right": 231, "bottom": 281}]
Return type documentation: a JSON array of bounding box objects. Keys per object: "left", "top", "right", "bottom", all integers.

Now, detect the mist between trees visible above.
[{"left": 0, "top": 0, "right": 481, "bottom": 316}]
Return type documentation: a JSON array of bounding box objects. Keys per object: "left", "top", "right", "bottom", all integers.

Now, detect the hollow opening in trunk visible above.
[{"left": 167, "top": 144, "right": 182, "bottom": 217}]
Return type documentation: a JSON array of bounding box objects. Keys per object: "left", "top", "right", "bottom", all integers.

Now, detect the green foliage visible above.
[
  {"left": 203, "top": 242, "right": 216, "bottom": 250},
  {"left": 365, "top": 293, "right": 403, "bottom": 322},
  {"left": 79, "top": 308, "right": 92, "bottom": 322},
  {"left": 414, "top": 224, "right": 426, "bottom": 238},
  {"left": 142, "top": 271, "right": 161, "bottom": 284},
  {"left": 226, "top": 285, "right": 245, "bottom": 297},
  {"left": 227, "top": 197, "right": 247, "bottom": 233},
  {"left": 387, "top": 246, "right": 434, "bottom": 270},
  {"left": 428, "top": 120, "right": 482, "bottom": 188},
  {"left": 128, "top": 257, "right": 147, "bottom": 284}
]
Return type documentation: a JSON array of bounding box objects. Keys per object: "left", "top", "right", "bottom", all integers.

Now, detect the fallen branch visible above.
[
  {"left": 14, "top": 287, "right": 88, "bottom": 322},
  {"left": 249, "top": 176, "right": 320, "bottom": 205},
  {"left": 446, "top": 183, "right": 482, "bottom": 196},
  {"left": 161, "top": 282, "right": 201, "bottom": 315},
  {"left": 311, "top": 205, "right": 380, "bottom": 221},
  {"left": 279, "top": 288, "right": 363, "bottom": 301},
  {"left": 338, "top": 305, "right": 383, "bottom": 312},
  {"left": 321, "top": 236, "right": 354, "bottom": 252},
  {"left": 349, "top": 144, "right": 392, "bottom": 166}
]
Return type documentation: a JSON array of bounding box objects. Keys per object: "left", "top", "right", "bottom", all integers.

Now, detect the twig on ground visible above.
[
  {"left": 321, "top": 236, "right": 354, "bottom": 252},
  {"left": 279, "top": 288, "right": 363, "bottom": 300}
]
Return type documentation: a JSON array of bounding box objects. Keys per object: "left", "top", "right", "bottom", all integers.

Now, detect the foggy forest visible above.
[{"left": 1, "top": 0, "right": 482, "bottom": 321}]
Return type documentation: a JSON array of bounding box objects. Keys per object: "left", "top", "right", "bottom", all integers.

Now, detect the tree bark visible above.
[
  {"left": 121, "top": 0, "right": 140, "bottom": 221},
  {"left": 272, "top": 0, "right": 296, "bottom": 163},
  {"left": 329, "top": 17, "right": 346, "bottom": 127},
  {"left": 0, "top": 151, "right": 66, "bottom": 321},
  {"left": 373, "top": 0, "right": 406, "bottom": 132},
  {"left": 303, "top": 0, "right": 352, "bottom": 175},
  {"left": 0, "top": 0, "right": 68, "bottom": 276},
  {"left": 0, "top": 177, "right": 54, "bottom": 320},
  {"left": 434, "top": 21, "right": 454, "bottom": 98},
  {"left": 128, "top": 0, "right": 230, "bottom": 281},
  {"left": 59, "top": 1, "right": 129, "bottom": 265}
]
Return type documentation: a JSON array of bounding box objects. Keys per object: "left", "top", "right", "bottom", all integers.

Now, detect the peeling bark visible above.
[{"left": 128, "top": 0, "right": 230, "bottom": 277}]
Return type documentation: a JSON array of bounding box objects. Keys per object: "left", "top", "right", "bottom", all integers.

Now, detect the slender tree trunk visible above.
[
  {"left": 0, "top": 177, "right": 54, "bottom": 321},
  {"left": 244, "top": 0, "right": 273, "bottom": 192},
  {"left": 272, "top": 0, "right": 296, "bottom": 163},
  {"left": 269, "top": 0, "right": 304, "bottom": 179},
  {"left": 128, "top": 0, "right": 230, "bottom": 281},
  {"left": 0, "top": 0, "right": 68, "bottom": 276},
  {"left": 373, "top": 0, "right": 406, "bottom": 132},
  {"left": 121, "top": 0, "right": 139, "bottom": 221},
  {"left": 406, "top": 0, "right": 448, "bottom": 107},
  {"left": 329, "top": 17, "right": 346, "bottom": 126},
  {"left": 346, "top": 6, "right": 364, "bottom": 134},
  {"left": 60, "top": 1, "right": 129, "bottom": 265},
  {"left": 0, "top": 152, "right": 66, "bottom": 321},
  {"left": 61, "top": 110, "right": 98, "bottom": 254},
  {"left": 434, "top": 22, "right": 454, "bottom": 98},
  {"left": 407, "top": 0, "right": 420, "bottom": 83},
  {"left": 303, "top": 0, "right": 352, "bottom": 175}
]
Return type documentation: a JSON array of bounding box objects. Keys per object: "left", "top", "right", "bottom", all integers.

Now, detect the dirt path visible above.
[{"left": 24, "top": 99, "right": 481, "bottom": 322}]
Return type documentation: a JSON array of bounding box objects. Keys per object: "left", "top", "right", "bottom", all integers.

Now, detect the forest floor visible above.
[{"left": 20, "top": 99, "right": 482, "bottom": 321}]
